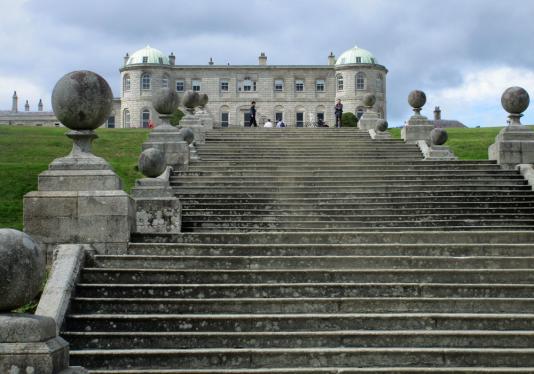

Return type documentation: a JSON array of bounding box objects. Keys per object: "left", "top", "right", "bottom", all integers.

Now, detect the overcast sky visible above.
[{"left": 1, "top": 0, "right": 533, "bottom": 127}]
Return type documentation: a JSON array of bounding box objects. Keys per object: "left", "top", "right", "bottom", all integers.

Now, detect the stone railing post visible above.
[
  {"left": 418, "top": 128, "right": 457, "bottom": 160},
  {"left": 401, "top": 90, "right": 434, "bottom": 143},
  {"left": 369, "top": 119, "right": 390, "bottom": 139},
  {"left": 0, "top": 229, "right": 87, "bottom": 373},
  {"left": 142, "top": 88, "right": 189, "bottom": 169},
  {"left": 180, "top": 90, "right": 207, "bottom": 144},
  {"left": 358, "top": 93, "right": 381, "bottom": 130},
  {"left": 23, "top": 71, "right": 134, "bottom": 259},
  {"left": 489, "top": 86, "right": 534, "bottom": 169}
]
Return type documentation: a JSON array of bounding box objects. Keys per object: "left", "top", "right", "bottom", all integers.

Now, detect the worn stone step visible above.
[
  {"left": 125, "top": 242, "right": 534, "bottom": 257},
  {"left": 93, "top": 255, "right": 534, "bottom": 270},
  {"left": 69, "top": 297, "right": 534, "bottom": 314},
  {"left": 68, "top": 347, "right": 534, "bottom": 369},
  {"left": 74, "top": 283, "right": 534, "bottom": 299},
  {"left": 81, "top": 268, "right": 534, "bottom": 285},
  {"left": 130, "top": 230, "right": 534, "bottom": 245},
  {"left": 63, "top": 329, "right": 534, "bottom": 350}
]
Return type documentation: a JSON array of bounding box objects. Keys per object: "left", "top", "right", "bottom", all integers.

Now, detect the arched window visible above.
[
  {"left": 356, "top": 72, "right": 365, "bottom": 90},
  {"left": 141, "top": 73, "right": 151, "bottom": 90},
  {"left": 336, "top": 74, "right": 344, "bottom": 91},
  {"left": 162, "top": 74, "right": 169, "bottom": 89},
  {"left": 375, "top": 74, "right": 383, "bottom": 92},
  {"left": 141, "top": 109, "right": 150, "bottom": 128},
  {"left": 220, "top": 105, "right": 230, "bottom": 127},
  {"left": 123, "top": 74, "right": 131, "bottom": 92},
  {"left": 123, "top": 109, "right": 130, "bottom": 128}
]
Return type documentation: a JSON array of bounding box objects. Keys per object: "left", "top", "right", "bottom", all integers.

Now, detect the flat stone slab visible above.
[{"left": 0, "top": 314, "right": 56, "bottom": 343}]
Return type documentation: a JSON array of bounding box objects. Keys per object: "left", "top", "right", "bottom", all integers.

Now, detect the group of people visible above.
[{"left": 247, "top": 99, "right": 344, "bottom": 128}]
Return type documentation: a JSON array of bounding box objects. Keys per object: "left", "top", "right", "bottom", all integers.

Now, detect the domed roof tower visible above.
[{"left": 126, "top": 45, "right": 169, "bottom": 65}]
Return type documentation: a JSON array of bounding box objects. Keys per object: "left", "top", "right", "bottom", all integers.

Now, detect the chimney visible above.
[
  {"left": 169, "top": 52, "right": 175, "bottom": 66},
  {"left": 258, "top": 52, "right": 267, "bottom": 65},
  {"left": 328, "top": 51, "right": 336, "bottom": 65},
  {"left": 24, "top": 100, "right": 30, "bottom": 112},
  {"left": 12, "top": 91, "right": 18, "bottom": 113},
  {"left": 209, "top": 57, "right": 214, "bottom": 65},
  {"left": 434, "top": 106, "right": 441, "bottom": 120},
  {"left": 38, "top": 99, "right": 43, "bottom": 112},
  {"left": 123, "top": 53, "right": 130, "bottom": 66}
]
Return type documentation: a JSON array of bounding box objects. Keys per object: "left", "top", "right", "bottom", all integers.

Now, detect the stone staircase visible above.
[{"left": 63, "top": 128, "right": 534, "bottom": 372}]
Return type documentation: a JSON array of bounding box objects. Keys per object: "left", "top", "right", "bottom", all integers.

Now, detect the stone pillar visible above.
[
  {"left": 0, "top": 229, "right": 87, "bottom": 374},
  {"left": 401, "top": 90, "right": 434, "bottom": 144},
  {"left": 434, "top": 106, "right": 441, "bottom": 120},
  {"left": 328, "top": 52, "right": 336, "bottom": 65},
  {"left": 358, "top": 93, "right": 380, "bottom": 130},
  {"left": 179, "top": 90, "right": 206, "bottom": 144},
  {"left": 12, "top": 91, "right": 18, "bottom": 113},
  {"left": 489, "top": 86, "right": 534, "bottom": 169},
  {"left": 132, "top": 149, "right": 181, "bottom": 234},
  {"left": 24, "top": 100, "right": 30, "bottom": 112},
  {"left": 24, "top": 71, "right": 134, "bottom": 259},
  {"left": 196, "top": 93, "right": 214, "bottom": 129},
  {"left": 419, "top": 128, "right": 457, "bottom": 160},
  {"left": 142, "top": 88, "right": 189, "bottom": 169},
  {"left": 123, "top": 53, "right": 129, "bottom": 66},
  {"left": 169, "top": 52, "right": 175, "bottom": 66},
  {"left": 38, "top": 99, "right": 44, "bottom": 112},
  {"left": 258, "top": 52, "right": 267, "bottom": 65}
]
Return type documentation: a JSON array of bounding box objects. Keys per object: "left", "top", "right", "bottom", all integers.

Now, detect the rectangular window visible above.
[
  {"left": 220, "top": 80, "right": 229, "bottom": 92},
  {"left": 192, "top": 80, "right": 201, "bottom": 92},
  {"left": 317, "top": 112, "right": 324, "bottom": 122},
  {"left": 175, "top": 80, "right": 184, "bottom": 92},
  {"left": 296, "top": 112, "right": 304, "bottom": 127},
  {"left": 107, "top": 116, "right": 115, "bottom": 128},
  {"left": 142, "top": 56, "right": 148, "bottom": 63},
  {"left": 316, "top": 79, "right": 325, "bottom": 92},
  {"left": 243, "top": 79, "right": 256, "bottom": 92},
  {"left": 274, "top": 79, "right": 284, "bottom": 92},
  {"left": 221, "top": 112, "right": 229, "bottom": 127},
  {"left": 295, "top": 80, "right": 304, "bottom": 92},
  {"left": 275, "top": 112, "right": 283, "bottom": 122},
  {"left": 356, "top": 57, "right": 362, "bottom": 63}
]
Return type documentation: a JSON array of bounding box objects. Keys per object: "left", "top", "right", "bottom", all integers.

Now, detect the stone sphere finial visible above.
[
  {"left": 51, "top": 70, "right": 113, "bottom": 130},
  {"left": 501, "top": 86, "right": 529, "bottom": 125},
  {"left": 138, "top": 148, "right": 166, "bottom": 178},
  {"left": 376, "top": 119, "right": 388, "bottom": 132},
  {"left": 152, "top": 88, "right": 180, "bottom": 115},
  {"left": 179, "top": 127, "right": 195, "bottom": 145},
  {"left": 0, "top": 229, "right": 45, "bottom": 311},
  {"left": 363, "top": 93, "right": 376, "bottom": 108},
  {"left": 183, "top": 90, "right": 200, "bottom": 110},
  {"left": 408, "top": 90, "right": 426, "bottom": 115},
  {"left": 199, "top": 93, "right": 209, "bottom": 108},
  {"left": 431, "top": 127, "right": 448, "bottom": 145}
]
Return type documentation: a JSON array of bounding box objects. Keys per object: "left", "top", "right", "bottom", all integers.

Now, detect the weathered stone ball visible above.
[
  {"left": 431, "top": 127, "right": 448, "bottom": 145},
  {"left": 0, "top": 229, "right": 45, "bottom": 311},
  {"left": 376, "top": 119, "right": 388, "bottom": 132},
  {"left": 152, "top": 88, "right": 180, "bottom": 115},
  {"left": 138, "top": 148, "right": 166, "bottom": 178},
  {"left": 182, "top": 90, "right": 200, "bottom": 109},
  {"left": 51, "top": 70, "right": 113, "bottom": 130},
  {"left": 363, "top": 93, "right": 376, "bottom": 107},
  {"left": 501, "top": 86, "right": 530, "bottom": 114},
  {"left": 180, "top": 127, "right": 195, "bottom": 145},
  {"left": 408, "top": 90, "right": 427, "bottom": 109},
  {"left": 198, "top": 93, "right": 209, "bottom": 107}
]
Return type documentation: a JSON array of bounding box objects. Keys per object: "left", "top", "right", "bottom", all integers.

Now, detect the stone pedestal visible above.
[
  {"left": 142, "top": 125, "right": 189, "bottom": 168},
  {"left": 0, "top": 314, "right": 81, "bottom": 374},
  {"left": 358, "top": 111, "right": 380, "bottom": 130},
  {"left": 24, "top": 132, "right": 134, "bottom": 260},
  {"left": 489, "top": 126, "right": 534, "bottom": 169},
  {"left": 369, "top": 129, "right": 391, "bottom": 140},
  {"left": 401, "top": 115, "right": 434, "bottom": 143},
  {"left": 417, "top": 140, "right": 457, "bottom": 161},
  {"left": 180, "top": 113, "right": 206, "bottom": 144},
  {"left": 197, "top": 109, "right": 214, "bottom": 129},
  {"left": 131, "top": 177, "right": 181, "bottom": 234}
]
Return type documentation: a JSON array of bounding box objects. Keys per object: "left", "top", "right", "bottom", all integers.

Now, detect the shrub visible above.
[
  {"left": 341, "top": 112, "right": 358, "bottom": 127},
  {"left": 170, "top": 109, "right": 185, "bottom": 126}
]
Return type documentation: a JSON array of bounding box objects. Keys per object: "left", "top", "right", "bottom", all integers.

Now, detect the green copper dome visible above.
[
  {"left": 126, "top": 45, "right": 169, "bottom": 65},
  {"left": 336, "top": 46, "right": 377, "bottom": 65}
]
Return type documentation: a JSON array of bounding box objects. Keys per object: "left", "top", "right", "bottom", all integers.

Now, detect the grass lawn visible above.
[{"left": 0, "top": 126, "right": 148, "bottom": 230}]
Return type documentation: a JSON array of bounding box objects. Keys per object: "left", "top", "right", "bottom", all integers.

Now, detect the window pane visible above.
[
  {"left": 162, "top": 77, "right": 168, "bottom": 88},
  {"left": 220, "top": 80, "right": 229, "bottom": 91},
  {"left": 176, "top": 80, "right": 184, "bottom": 91},
  {"left": 142, "top": 56, "right": 148, "bottom": 63},
  {"left": 296, "top": 112, "right": 304, "bottom": 127},
  {"left": 275, "top": 112, "right": 283, "bottom": 122},
  {"left": 141, "top": 74, "right": 151, "bottom": 90},
  {"left": 295, "top": 80, "right": 304, "bottom": 92},
  {"left": 316, "top": 79, "right": 325, "bottom": 92},
  {"left": 336, "top": 75, "right": 343, "bottom": 91},
  {"left": 274, "top": 80, "right": 283, "bottom": 91},
  {"left": 356, "top": 73, "right": 365, "bottom": 90},
  {"left": 317, "top": 112, "right": 324, "bottom": 121},
  {"left": 142, "top": 110, "right": 150, "bottom": 128},
  {"left": 221, "top": 112, "right": 229, "bottom": 127},
  {"left": 192, "top": 80, "right": 201, "bottom": 91}
]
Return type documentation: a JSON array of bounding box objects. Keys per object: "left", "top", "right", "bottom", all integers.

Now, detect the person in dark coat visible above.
[
  {"left": 334, "top": 99, "right": 343, "bottom": 128},
  {"left": 249, "top": 101, "right": 258, "bottom": 127}
]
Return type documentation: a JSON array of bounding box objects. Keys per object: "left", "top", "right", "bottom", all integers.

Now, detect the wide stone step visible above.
[
  {"left": 130, "top": 230, "right": 534, "bottom": 245},
  {"left": 64, "top": 313, "right": 534, "bottom": 332},
  {"left": 63, "top": 329, "right": 534, "bottom": 350},
  {"left": 125, "top": 242, "right": 534, "bottom": 257},
  {"left": 92, "top": 255, "right": 534, "bottom": 270},
  {"left": 81, "top": 268, "right": 534, "bottom": 285},
  {"left": 74, "top": 283, "right": 534, "bottom": 299}
]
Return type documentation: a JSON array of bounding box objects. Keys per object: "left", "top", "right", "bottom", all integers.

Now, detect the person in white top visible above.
[
  {"left": 276, "top": 120, "right": 286, "bottom": 128},
  {"left": 264, "top": 119, "right": 274, "bottom": 128}
]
